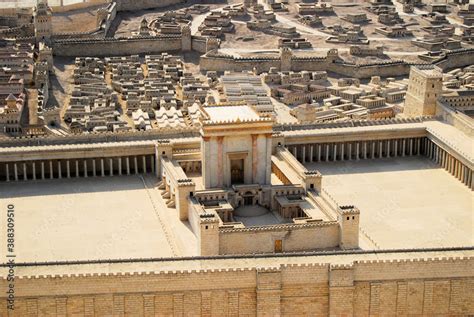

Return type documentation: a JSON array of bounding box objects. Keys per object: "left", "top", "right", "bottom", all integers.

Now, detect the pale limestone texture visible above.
[
  {"left": 0, "top": 175, "right": 198, "bottom": 262},
  {"left": 305, "top": 156, "right": 473, "bottom": 249}
]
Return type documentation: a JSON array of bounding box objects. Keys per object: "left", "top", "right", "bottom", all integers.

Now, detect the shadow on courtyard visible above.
[
  {"left": 304, "top": 156, "right": 443, "bottom": 176},
  {"left": 0, "top": 175, "right": 152, "bottom": 199}
]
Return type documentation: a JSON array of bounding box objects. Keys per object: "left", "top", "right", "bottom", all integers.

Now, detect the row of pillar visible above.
[
  {"left": 289, "top": 137, "right": 425, "bottom": 164},
  {"left": 425, "top": 138, "right": 473, "bottom": 190},
  {"left": 1, "top": 155, "right": 156, "bottom": 182}
]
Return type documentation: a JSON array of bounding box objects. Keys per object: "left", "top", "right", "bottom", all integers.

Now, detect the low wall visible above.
[
  {"left": 434, "top": 48, "right": 474, "bottom": 71},
  {"left": 219, "top": 222, "right": 339, "bottom": 254},
  {"left": 191, "top": 36, "right": 207, "bottom": 54},
  {"left": 0, "top": 250, "right": 473, "bottom": 315},
  {"left": 437, "top": 99, "right": 474, "bottom": 138},
  {"left": 52, "top": 35, "right": 182, "bottom": 57}
]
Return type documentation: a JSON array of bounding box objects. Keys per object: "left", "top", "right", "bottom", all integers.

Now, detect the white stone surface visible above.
[
  {"left": 205, "top": 105, "right": 260, "bottom": 122},
  {"left": 305, "top": 156, "right": 473, "bottom": 249},
  {"left": 0, "top": 175, "right": 199, "bottom": 262}
]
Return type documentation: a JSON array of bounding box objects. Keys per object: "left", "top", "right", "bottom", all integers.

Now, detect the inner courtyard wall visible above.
[{"left": 219, "top": 223, "right": 340, "bottom": 254}]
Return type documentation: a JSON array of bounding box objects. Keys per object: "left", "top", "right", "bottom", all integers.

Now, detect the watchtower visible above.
[
  {"left": 404, "top": 65, "right": 443, "bottom": 117},
  {"left": 33, "top": 0, "right": 52, "bottom": 44}
]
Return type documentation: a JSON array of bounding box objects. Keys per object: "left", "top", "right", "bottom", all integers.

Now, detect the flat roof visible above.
[{"left": 205, "top": 105, "right": 260, "bottom": 122}]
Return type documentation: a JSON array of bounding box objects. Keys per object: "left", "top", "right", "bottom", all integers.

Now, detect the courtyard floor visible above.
[
  {"left": 305, "top": 156, "right": 473, "bottom": 250},
  {"left": 0, "top": 175, "right": 198, "bottom": 262}
]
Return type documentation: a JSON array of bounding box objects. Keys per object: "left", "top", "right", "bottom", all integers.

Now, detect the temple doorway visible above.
[
  {"left": 230, "top": 159, "right": 244, "bottom": 184},
  {"left": 274, "top": 240, "right": 282, "bottom": 253}
]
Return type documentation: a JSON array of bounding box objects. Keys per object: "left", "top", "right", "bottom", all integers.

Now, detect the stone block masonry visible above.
[
  {"left": 53, "top": 36, "right": 183, "bottom": 57},
  {"left": 0, "top": 250, "right": 473, "bottom": 315}
]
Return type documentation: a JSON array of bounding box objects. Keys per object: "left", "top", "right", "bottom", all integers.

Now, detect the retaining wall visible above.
[{"left": 0, "top": 253, "right": 472, "bottom": 315}]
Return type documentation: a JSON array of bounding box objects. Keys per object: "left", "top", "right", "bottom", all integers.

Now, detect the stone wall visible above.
[
  {"left": 434, "top": 48, "right": 474, "bottom": 71},
  {"left": 115, "top": 0, "right": 184, "bottom": 11},
  {"left": 219, "top": 222, "right": 339, "bottom": 254},
  {"left": 52, "top": 35, "right": 183, "bottom": 57},
  {"left": 200, "top": 49, "right": 474, "bottom": 79},
  {"left": 0, "top": 252, "right": 473, "bottom": 315}
]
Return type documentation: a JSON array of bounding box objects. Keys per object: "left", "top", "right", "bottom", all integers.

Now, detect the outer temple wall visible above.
[
  {"left": 219, "top": 223, "right": 340, "bottom": 254},
  {"left": 0, "top": 256, "right": 473, "bottom": 315}
]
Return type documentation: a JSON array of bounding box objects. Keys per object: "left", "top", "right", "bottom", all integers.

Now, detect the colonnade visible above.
[
  {"left": 425, "top": 138, "right": 473, "bottom": 189},
  {"left": 287, "top": 136, "right": 473, "bottom": 190},
  {"left": 287, "top": 137, "right": 425, "bottom": 164},
  {"left": 0, "top": 155, "right": 156, "bottom": 182}
]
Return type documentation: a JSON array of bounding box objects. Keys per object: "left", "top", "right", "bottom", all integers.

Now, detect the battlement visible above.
[
  {"left": 338, "top": 205, "right": 360, "bottom": 215},
  {"left": 219, "top": 220, "right": 339, "bottom": 233},
  {"left": 1, "top": 249, "right": 472, "bottom": 280}
]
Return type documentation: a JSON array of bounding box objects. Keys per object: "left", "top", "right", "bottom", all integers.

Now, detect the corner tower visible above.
[{"left": 404, "top": 65, "right": 443, "bottom": 117}]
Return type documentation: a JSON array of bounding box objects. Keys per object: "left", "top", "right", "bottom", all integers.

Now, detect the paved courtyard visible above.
[
  {"left": 0, "top": 175, "right": 197, "bottom": 262},
  {"left": 305, "top": 156, "right": 473, "bottom": 249}
]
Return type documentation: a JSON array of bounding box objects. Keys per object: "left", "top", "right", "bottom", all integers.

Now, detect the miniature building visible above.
[
  {"left": 33, "top": 0, "right": 52, "bottom": 43},
  {"left": 404, "top": 65, "right": 443, "bottom": 117}
]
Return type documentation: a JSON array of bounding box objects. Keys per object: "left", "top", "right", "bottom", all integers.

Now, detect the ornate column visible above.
[
  {"left": 5, "top": 163, "right": 10, "bottom": 182},
  {"left": 356, "top": 142, "right": 360, "bottom": 161},
  {"left": 309, "top": 145, "right": 313, "bottom": 163},
  {"left": 32, "top": 162, "right": 36, "bottom": 180},
  {"left": 341, "top": 143, "right": 345, "bottom": 161},
  {"left": 134, "top": 156, "right": 138, "bottom": 175},
  {"left": 402, "top": 139, "right": 406, "bottom": 157},
  {"left": 23, "top": 163, "right": 27, "bottom": 181},
  {"left": 84, "top": 160, "right": 88, "bottom": 178},
  {"left": 371, "top": 141, "right": 375, "bottom": 159},
  {"left": 317, "top": 144, "right": 321, "bottom": 162},
  {"left": 409, "top": 139, "right": 413, "bottom": 156},
  {"left": 326, "top": 144, "right": 329, "bottom": 161},
  {"left": 348, "top": 143, "right": 352, "bottom": 161},
  {"left": 333, "top": 144, "right": 337, "bottom": 162},
  {"left": 41, "top": 162, "right": 45, "bottom": 180},
  {"left": 14, "top": 163, "right": 18, "bottom": 181},
  {"left": 142, "top": 156, "right": 147, "bottom": 174},
  {"left": 58, "top": 161, "right": 62, "bottom": 179},
  {"left": 126, "top": 157, "right": 130, "bottom": 175},
  {"left": 363, "top": 142, "right": 367, "bottom": 159},
  {"left": 386, "top": 140, "right": 391, "bottom": 158},
  {"left": 379, "top": 141, "right": 383, "bottom": 158},
  {"left": 394, "top": 140, "right": 398, "bottom": 157}
]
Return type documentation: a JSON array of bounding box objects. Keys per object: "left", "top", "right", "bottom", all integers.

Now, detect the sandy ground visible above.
[
  {"left": 0, "top": 175, "right": 199, "bottom": 262},
  {"left": 305, "top": 156, "right": 473, "bottom": 250}
]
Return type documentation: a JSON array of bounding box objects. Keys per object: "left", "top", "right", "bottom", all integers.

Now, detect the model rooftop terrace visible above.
[{"left": 203, "top": 105, "right": 261, "bottom": 122}]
